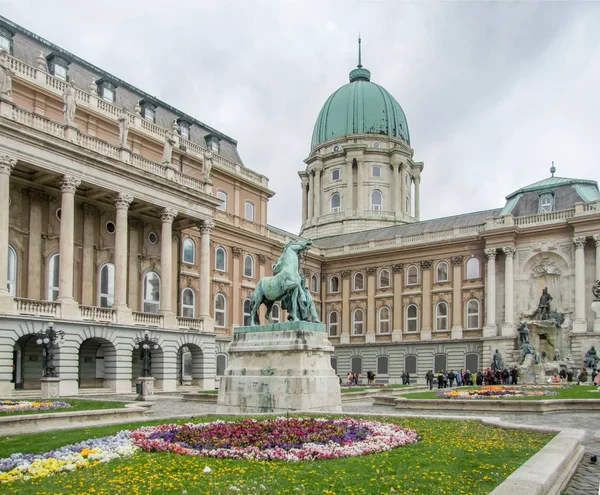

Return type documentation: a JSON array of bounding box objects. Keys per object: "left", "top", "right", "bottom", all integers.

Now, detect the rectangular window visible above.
[
  {"left": 180, "top": 123, "right": 190, "bottom": 139},
  {"left": 372, "top": 166, "right": 381, "bottom": 177},
  {"left": 331, "top": 169, "right": 340, "bottom": 181},
  {"left": 539, "top": 193, "right": 554, "bottom": 213},
  {"left": 102, "top": 87, "right": 115, "bottom": 103},
  {"left": 0, "top": 36, "right": 10, "bottom": 53},
  {"left": 144, "top": 107, "right": 155, "bottom": 122},
  {"left": 53, "top": 64, "right": 67, "bottom": 81}
]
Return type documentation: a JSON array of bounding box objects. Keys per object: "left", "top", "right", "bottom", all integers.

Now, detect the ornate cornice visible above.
[
  {"left": 484, "top": 248, "right": 497, "bottom": 260},
  {"left": 366, "top": 267, "right": 377, "bottom": 276},
  {"left": 392, "top": 263, "right": 403, "bottom": 273},
  {"left": 160, "top": 207, "right": 177, "bottom": 223},
  {"left": 593, "top": 234, "right": 600, "bottom": 247},
  {"left": 232, "top": 247, "right": 241, "bottom": 258},
  {"left": 451, "top": 256, "right": 463, "bottom": 266},
  {"left": 0, "top": 155, "right": 17, "bottom": 176},
  {"left": 341, "top": 270, "right": 351, "bottom": 279},
  {"left": 573, "top": 236, "right": 587, "bottom": 249},
  {"left": 420, "top": 260, "right": 432, "bottom": 270},
  {"left": 115, "top": 193, "right": 134, "bottom": 210},
  {"left": 60, "top": 175, "right": 81, "bottom": 193},
  {"left": 502, "top": 246, "right": 516, "bottom": 258}
]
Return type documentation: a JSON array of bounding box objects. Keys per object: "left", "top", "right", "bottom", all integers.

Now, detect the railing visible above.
[
  {"left": 141, "top": 118, "right": 168, "bottom": 139},
  {"left": 8, "top": 57, "right": 38, "bottom": 79},
  {"left": 514, "top": 209, "right": 574, "bottom": 226},
  {"left": 177, "top": 316, "right": 205, "bottom": 331},
  {"left": 80, "top": 305, "right": 116, "bottom": 322},
  {"left": 78, "top": 134, "right": 120, "bottom": 159},
  {"left": 13, "top": 107, "right": 65, "bottom": 138},
  {"left": 133, "top": 312, "right": 164, "bottom": 327},
  {"left": 583, "top": 202, "right": 598, "bottom": 213},
  {"left": 15, "top": 298, "right": 59, "bottom": 317},
  {"left": 130, "top": 154, "right": 167, "bottom": 178},
  {"left": 173, "top": 170, "right": 204, "bottom": 192}
]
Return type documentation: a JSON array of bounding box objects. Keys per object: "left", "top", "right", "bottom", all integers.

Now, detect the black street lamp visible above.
[
  {"left": 134, "top": 330, "right": 160, "bottom": 377},
  {"left": 35, "top": 322, "right": 65, "bottom": 378}
]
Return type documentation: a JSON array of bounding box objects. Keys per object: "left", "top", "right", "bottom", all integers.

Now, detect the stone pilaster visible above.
[
  {"left": 340, "top": 271, "right": 350, "bottom": 344},
  {"left": 58, "top": 175, "right": 81, "bottom": 319},
  {"left": 594, "top": 234, "right": 600, "bottom": 332},
  {"left": 392, "top": 263, "right": 403, "bottom": 342},
  {"left": 198, "top": 220, "right": 214, "bottom": 318},
  {"left": 128, "top": 220, "right": 142, "bottom": 312},
  {"left": 573, "top": 236, "right": 588, "bottom": 333},
  {"left": 451, "top": 256, "right": 463, "bottom": 339},
  {"left": 365, "top": 268, "right": 376, "bottom": 343},
  {"left": 27, "top": 190, "right": 46, "bottom": 300},
  {"left": 483, "top": 248, "right": 498, "bottom": 337},
  {"left": 307, "top": 172, "right": 314, "bottom": 220},
  {"left": 400, "top": 163, "right": 407, "bottom": 216},
  {"left": 160, "top": 207, "right": 177, "bottom": 326},
  {"left": 300, "top": 176, "right": 308, "bottom": 223},
  {"left": 501, "top": 246, "right": 516, "bottom": 336},
  {"left": 414, "top": 175, "right": 421, "bottom": 220},
  {"left": 356, "top": 157, "right": 364, "bottom": 213},
  {"left": 0, "top": 156, "right": 16, "bottom": 312},
  {"left": 80, "top": 204, "right": 96, "bottom": 306},
  {"left": 345, "top": 158, "right": 354, "bottom": 215},
  {"left": 114, "top": 193, "right": 133, "bottom": 323},
  {"left": 313, "top": 162, "right": 323, "bottom": 218},
  {"left": 420, "top": 260, "right": 432, "bottom": 341},
  {"left": 391, "top": 159, "right": 400, "bottom": 216}
]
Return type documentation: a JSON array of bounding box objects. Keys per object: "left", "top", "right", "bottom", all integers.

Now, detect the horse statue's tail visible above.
[{"left": 250, "top": 280, "right": 263, "bottom": 325}]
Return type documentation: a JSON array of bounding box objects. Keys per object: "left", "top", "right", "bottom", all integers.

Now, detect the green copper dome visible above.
[{"left": 311, "top": 65, "right": 410, "bottom": 150}]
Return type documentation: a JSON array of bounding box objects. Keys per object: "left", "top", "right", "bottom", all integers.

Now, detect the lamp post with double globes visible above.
[
  {"left": 35, "top": 322, "right": 65, "bottom": 398},
  {"left": 134, "top": 329, "right": 159, "bottom": 400}
]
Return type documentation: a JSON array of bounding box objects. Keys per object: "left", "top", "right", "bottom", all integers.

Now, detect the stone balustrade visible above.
[
  {"left": 177, "top": 316, "right": 206, "bottom": 331},
  {"left": 79, "top": 305, "right": 116, "bottom": 323},
  {"left": 6, "top": 54, "right": 268, "bottom": 190},
  {"left": 133, "top": 312, "right": 164, "bottom": 327},
  {"left": 15, "top": 298, "right": 60, "bottom": 317}
]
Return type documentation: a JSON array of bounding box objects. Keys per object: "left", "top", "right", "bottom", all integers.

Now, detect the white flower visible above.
[{"left": 203, "top": 466, "right": 212, "bottom": 474}]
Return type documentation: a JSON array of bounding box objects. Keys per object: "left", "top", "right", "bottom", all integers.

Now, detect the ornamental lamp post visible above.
[
  {"left": 35, "top": 322, "right": 65, "bottom": 378},
  {"left": 134, "top": 330, "right": 159, "bottom": 400}
]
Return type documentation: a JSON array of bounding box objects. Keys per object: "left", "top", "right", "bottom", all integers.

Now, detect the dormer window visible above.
[
  {"left": 178, "top": 119, "right": 191, "bottom": 139},
  {"left": 96, "top": 79, "right": 117, "bottom": 103},
  {"left": 539, "top": 192, "right": 555, "bottom": 213},
  {"left": 47, "top": 54, "right": 70, "bottom": 81},
  {"left": 331, "top": 169, "right": 340, "bottom": 181},
  {"left": 0, "top": 27, "right": 14, "bottom": 54},
  {"left": 139, "top": 101, "right": 156, "bottom": 123},
  {"left": 205, "top": 135, "right": 220, "bottom": 153}
]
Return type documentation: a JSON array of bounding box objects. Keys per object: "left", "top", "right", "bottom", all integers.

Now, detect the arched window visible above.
[
  {"left": 181, "top": 288, "right": 195, "bottom": 318},
  {"left": 406, "top": 265, "right": 419, "bottom": 285},
  {"left": 405, "top": 304, "right": 418, "bottom": 333},
  {"left": 466, "top": 299, "right": 480, "bottom": 329},
  {"left": 215, "top": 247, "right": 227, "bottom": 272},
  {"left": 330, "top": 193, "right": 341, "bottom": 213},
  {"left": 353, "top": 272, "right": 364, "bottom": 291},
  {"left": 7, "top": 246, "right": 17, "bottom": 296},
  {"left": 404, "top": 355, "right": 417, "bottom": 375},
  {"left": 47, "top": 253, "right": 60, "bottom": 301},
  {"left": 311, "top": 274, "right": 319, "bottom": 293},
  {"left": 216, "top": 191, "right": 227, "bottom": 211},
  {"left": 243, "top": 298, "right": 252, "bottom": 326},
  {"left": 377, "top": 356, "right": 389, "bottom": 375},
  {"left": 216, "top": 354, "right": 227, "bottom": 375},
  {"left": 378, "top": 306, "right": 390, "bottom": 334},
  {"left": 371, "top": 190, "right": 383, "bottom": 211},
  {"left": 271, "top": 304, "right": 280, "bottom": 324},
  {"left": 142, "top": 271, "right": 160, "bottom": 313},
  {"left": 243, "top": 255, "right": 254, "bottom": 278},
  {"left": 465, "top": 353, "right": 479, "bottom": 373},
  {"left": 245, "top": 201, "right": 255, "bottom": 221},
  {"left": 351, "top": 356, "right": 362, "bottom": 374},
  {"left": 99, "top": 263, "right": 115, "bottom": 308},
  {"left": 379, "top": 268, "right": 391, "bottom": 288},
  {"left": 353, "top": 309, "right": 364, "bottom": 335},
  {"left": 183, "top": 238, "right": 195, "bottom": 264},
  {"left": 328, "top": 311, "right": 339, "bottom": 336},
  {"left": 329, "top": 275, "right": 339, "bottom": 294},
  {"left": 466, "top": 257, "right": 480, "bottom": 279},
  {"left": 435, "top": 301, "right": 449, "bottom": 331},
  {"left": 434, "top": 354, "right": 447, "bottom": 373},
  {"left": 436, "top": 261, "right": 449, "bottom": 283},
  {"left": 214, "top": 293, "right": 226, "bottom": 327}
]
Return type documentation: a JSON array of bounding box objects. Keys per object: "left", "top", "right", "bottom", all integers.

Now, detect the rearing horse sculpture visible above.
[{"left": 250, "top": 239, "right": 312, "bottom": 324}]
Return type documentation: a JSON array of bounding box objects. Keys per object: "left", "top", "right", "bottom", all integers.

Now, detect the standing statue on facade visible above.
[
  {"left": 517, "top": 321, "right": 530, "bottom": 347},
  {"left": 537, "top": 287, "right": 553, "bottom": 320},
  {"left": 203, "top": 152, "right": 213, "bottom": 181},
  {"left": 491, "top": 349, "right": 504, "bottom": 371},
  {"left": 63, "top": 81, "right": 76, "bottom": 126},
  {"left": 249, "top": 239, "right": 315, "bottom": 324},
  {"left": 162, "top": 132, "right": 176, "bottom": 165},
  {"left": 118, "top": 108, "right": 130, "bottom": 148},
  {"left": 584, "top": 346, "right": 599, "bottom": 369},
  {"left": 0, "top": 50, "right": 13, "bottom": 99}
]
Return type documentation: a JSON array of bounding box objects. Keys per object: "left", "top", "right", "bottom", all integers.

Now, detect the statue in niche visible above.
[
  {"left": 162, "top": 132, "right": 176, "bottom": 165},
  {"left": 491, "top": 349, "right": 504, "bottom": 371},
  {"left": 536, "top": 287, "right": 553, "bottom": 320},
  {"left": 0, "top": 50, "right": 13, "bottom": 98},
  {"left": 63, "top": 81, "right": 76, "bottom": 126},
  {"left": 517, "top": 322, "right": 530, "bottom": 347},
  {"left": 584, "top": 346, "right": 599, "bottom": 369},
  {"left": 118, "top": 108, "right": 130, "bottom": 148}
]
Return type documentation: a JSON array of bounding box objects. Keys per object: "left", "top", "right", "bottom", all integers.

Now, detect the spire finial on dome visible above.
[
  {"left": 550, "top": 161, "right": 556, "bottom": 177},
  {"left": 358, "top": 34, "right": 362, "bottom": 68},
  {"left": 349, "top": 34, "right": 371, "bottom": 82}
]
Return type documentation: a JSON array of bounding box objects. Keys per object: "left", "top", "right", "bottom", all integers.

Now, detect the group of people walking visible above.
[{"left": 424, "top": 368, "right": 521, "bottom": 390}]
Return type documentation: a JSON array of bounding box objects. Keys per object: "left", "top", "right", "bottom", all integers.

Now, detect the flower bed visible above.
[
  {"left": 0, "top": 401, "right": 72, "bottom": 413},
  {"left": 437, "top": 385, "right": 559, "bottom": 399},
  {"left": 132, "top": 417, "right": 419, "bottom": 461}
]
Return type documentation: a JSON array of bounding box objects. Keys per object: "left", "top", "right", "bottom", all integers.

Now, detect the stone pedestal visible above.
[
  {"left": 217, "top": 321, "right": 342, "bottom": 414},
  {"left": 420, "top": 328, "right": 432, "bottom": 341},
  {"left": 40, "top": 377, "right": 60, "bottom": 399},
  {"left": 181, "top": 376, "right": 193, "bottom": 386},
  {"left": 65, "top": 124, "right": 78, "bottom": 143},
  {"left": 0, "top": 97, "right": 13, "bottom": 119},
  {"left": 572, "top": 319, "right": 588, "bottom": 333},
  {"left": 136, "top": 376, "right": 155, "bottom": 401},
  {"left": 483, "top": 324, "right": 498, "bottom": 338},
  {"left": 501, "top": 323, "right": 516, "bottom": 337},
  {"left": 365, "top": 332, "right": 376, "bottom": 343},
  {"left": 450, "top": 326, "right": 463, "bottom": 340},
  {"left": 391, "top": 329, "right": 403, "bottom": 342}
]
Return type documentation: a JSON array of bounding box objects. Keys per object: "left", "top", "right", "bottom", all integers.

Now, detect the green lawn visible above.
[
  {"left": 0, "top": 415, "right": 554, "bottom": 495},
  {"left": 340, "top": 385, "right": 409, "bottom": 394},
  {"left": 0, "top": 399, "right": 127, "bottom": 416},
  {"left": 400, "top": 384, "right": 600, "bottom": 400}
]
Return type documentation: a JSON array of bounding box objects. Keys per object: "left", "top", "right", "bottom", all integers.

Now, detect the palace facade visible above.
[{"left": 0, "top": 16, "right": 598, "bottom": 396}]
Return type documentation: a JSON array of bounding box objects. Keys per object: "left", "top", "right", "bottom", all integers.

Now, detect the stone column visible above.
[
  {"left": 392, "top": 264, "right": 403, "bottom": 342},
  {"left": 573, "top": 236, "right": 587, "bottom": 333},
  {"left": 308, "top": 171, "right": 314, "bottom": 219},
  {"left": 414, "top": 176, "right": 421, "bottom": 220},
  {"left": 58, "top": 175, "right": 81, "bottom": 318},
  {"left": 451, "top": 256, "right": 463, "bottom": 339},
  {"left": 483, "top": 248, "right": 498, "bottom": 337},
  {"left": 27, "top": 190, "right": 46, "bottom": 300},
  {"left": 160, "top": 207, "right": 177, "bottom": 326},
  {"left": 365, "top": 267, "right": 376, "bottom": 343},
  {"left": 340, "top": 271, "right": 351, "bottom": 344},
  {"left": 114, "top": 193, "right": 133, "bottom": 323},
  {"left": 128, "top": 220, "right": 142, "bottom": 312},
  {"left": 313, "top": 164, "right": 322, "bottom": 217},
  {"left": 80, "top": 204, "right": 96, "bottom": 306},
  {"left": 501, "top": 246, "right": 516, "bottom": 336},
  {"left": 232, "top": 247, "right": 241, "bottom": 326},
  {"left": 420, "top": 260, "right": 432, "bottom": 341},
  {"left": 0, "top": 156, "right": 16, "bottom": 312},
  {"left": 400, "top": 163, "right": 407, "bottom": 216},
  {"left": 594, "top": 234, "right": 600, "bottom": 332},
  {"left": 356, "top": 158, "right": 364, "bottom": 213},
  {"left": 345, "top": 158, "right": 354, "bottom": 214},
  {"left": 391, "top": 160, "right": 400, "bottom": 215},
  {"left": 198, "top": 221, "right": 214, "bottom": 320},
  {"left": 301, "top": 177, "right": 308, "bottom": 224}
]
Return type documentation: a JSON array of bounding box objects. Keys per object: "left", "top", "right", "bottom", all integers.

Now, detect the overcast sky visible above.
[{"left": 3, "top": 1, "right": 599, "bottom": 234}]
